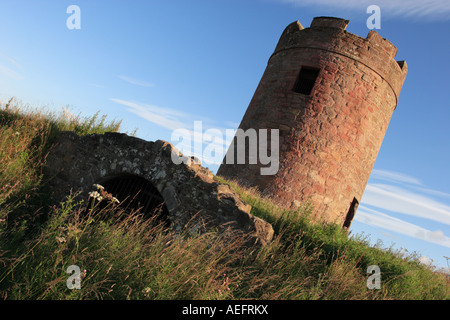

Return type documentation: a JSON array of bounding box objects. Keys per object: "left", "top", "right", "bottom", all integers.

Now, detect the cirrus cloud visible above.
[
  {"left": 361, "top": 183, "right": 450, "bottom": 226},
  {"left": 0, "top": 53, "right": 23, "bottom": 81},
  {"left": 356, "top": 206, "right": 450, "bottom": 248},
  {"left": 356, "top": 169, "right": 450, "bottom": 249},
  {"left": 278, "top": 0, "right": 450, "bottom": 20},
  {"left": 118, "top": 75, "right": 154, "bottom": 88}
]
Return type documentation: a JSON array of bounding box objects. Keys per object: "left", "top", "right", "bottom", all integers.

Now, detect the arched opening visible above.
[{"left": 93, "top": 174, "right": 170, "bottom": 226}]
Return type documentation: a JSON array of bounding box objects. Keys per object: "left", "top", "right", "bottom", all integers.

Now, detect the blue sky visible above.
[{"left": 0, "top": 0, "right": 449, "bottom": 270}]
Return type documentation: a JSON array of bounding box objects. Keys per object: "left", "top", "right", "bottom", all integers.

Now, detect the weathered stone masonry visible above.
[
  {"left": 44, "top": 16, "right": 407, "bottom": 245},
  {"left": 218, "top": 17, "right": 407, "bottom": 228},
  {"left": 44, "top": 132, "right": 274, "bottom": 246}
]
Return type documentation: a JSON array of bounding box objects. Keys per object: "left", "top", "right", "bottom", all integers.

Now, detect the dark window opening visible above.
[
  {"left": 293, "top": 67, "right": 320, "bottom": 95},
  {"left": 342, "top": 197, "right": 359, "bottom": 231},
  {"left": 92, "top": 174, "right": 170, "bottom": 226}
]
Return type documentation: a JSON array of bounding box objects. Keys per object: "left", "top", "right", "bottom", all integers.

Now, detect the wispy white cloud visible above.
[
  {"left": 118, "top": 75, "right": 154, "bottom": 88},
  {"left": 0, "top": 53, "right": 22, "bottom": 69},
  {"left": 370, "top": 169, "right": 450, "bottom": 198},
  {"left": 361, "top": 183, "right": 450, "bottom": 226},
  {"left": 414, "top": 186, "right": 450, "bottom": 199},
  {"left": 110, "top": 98, "right": 233, "bottom": 134},
  {"left": 0, "top": 53, "right": 23, "bottom": 80},
  {"left": 356, "top": 206, "right": 450, "bottom": 248},
  {"left": 88, "top": 83, "right": 107, "bottom": 89},
  {"left": 357, "top": 169, "right": 450, "bottom": 251},
  {"left": 371, "top": 169, "right": 422, "bottom": 186},
  {"left": 278, "top": 0, "right": 450, "bottom": 20},
  {"left": 0, "top": 65, "right": 23, "bottom": 81},
  {"left": 4, "top": 57, "right": 22, "bottom": 70},
  {"left": 110, "top": 98, "right": 234, "bottom": 166},
  {"left": 110, "top": 98, "right": 189, "bottom": 130}
]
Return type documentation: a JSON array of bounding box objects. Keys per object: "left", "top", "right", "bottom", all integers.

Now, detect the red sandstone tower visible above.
[{"left": 217, "top": 17, "right": 407, "bottom": 228}]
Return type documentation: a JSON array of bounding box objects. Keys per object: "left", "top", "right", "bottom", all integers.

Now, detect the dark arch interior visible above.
[{"left": 96, "top": 174, "right": 170, "bottom": 226}]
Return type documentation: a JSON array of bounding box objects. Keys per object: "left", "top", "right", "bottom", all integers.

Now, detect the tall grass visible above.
[
  {"left": 0, "top": 98, "right": 448, "bottom": 300},
  {"left": 0, "top": 191, "right": 248, "bottom": 299},
  {"left": 214, "top": 177, "right": 449, "bottom": 300},
  {"left": 0, "top": 98, "right": 124, "bottom": 202},
  {"left": 0, "top": 98, "right": 126, "bottom": 288}
]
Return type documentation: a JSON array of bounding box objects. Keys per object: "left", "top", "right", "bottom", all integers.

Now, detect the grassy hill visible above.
[{"left": 0, "top": 99, "right": 448, "bottom": 300}]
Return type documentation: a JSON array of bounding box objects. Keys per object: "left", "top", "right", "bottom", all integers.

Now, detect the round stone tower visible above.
[{"left": 217, "top": 17, "right": 407, "bottom": 228}]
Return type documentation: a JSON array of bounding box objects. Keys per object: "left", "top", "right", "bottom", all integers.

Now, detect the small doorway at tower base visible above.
[{"left": 342, "top": 197, "right": 359, "bottom": 231}]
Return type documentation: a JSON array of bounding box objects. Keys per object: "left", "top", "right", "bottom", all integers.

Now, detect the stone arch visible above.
[{"left": 44, "top": 131, "right": 274, "bottom": 246}]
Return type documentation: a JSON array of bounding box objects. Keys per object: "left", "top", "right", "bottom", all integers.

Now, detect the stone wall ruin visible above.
[{"left": 44, "top": 131, "right": 274, "bottom": 246}]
